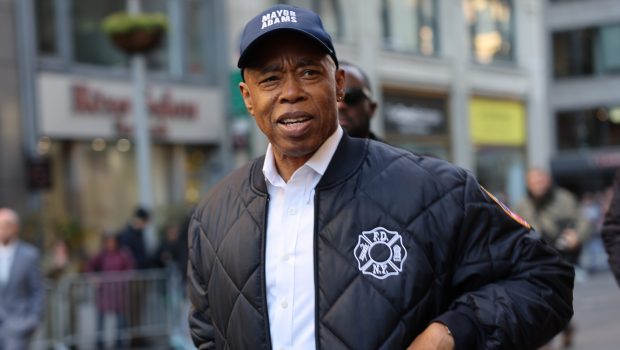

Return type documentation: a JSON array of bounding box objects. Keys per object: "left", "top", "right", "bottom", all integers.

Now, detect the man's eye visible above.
[
  {"left": 302, "top": 69, "right": 318, "bottom": 77},
  {"left": 260, "top": 76, "right": 278, "bottom": 84}
]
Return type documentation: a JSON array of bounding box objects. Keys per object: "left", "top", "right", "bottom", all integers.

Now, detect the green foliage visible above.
[{"left": 102, "top": 12, "right": 168, "bottom": 35}]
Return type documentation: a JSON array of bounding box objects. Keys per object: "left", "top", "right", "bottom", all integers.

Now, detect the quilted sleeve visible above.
[
  {"left": 434, "top": 173, "right": 574, "bottom": 350},
  {"left": 187, "top": 215, "right": 216, "bottom": 350},
  {"left": 602, "top": 170, "right": 620, "bottom": 287}
]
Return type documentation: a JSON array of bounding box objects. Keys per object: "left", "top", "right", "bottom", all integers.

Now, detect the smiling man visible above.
[{"left": 187, "top": 5, "right": 574, "bottom": 350}]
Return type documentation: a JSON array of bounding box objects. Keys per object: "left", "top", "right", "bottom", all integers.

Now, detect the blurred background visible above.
[{"left": 1, "top": 0, "right": 620, "bottom": 349}]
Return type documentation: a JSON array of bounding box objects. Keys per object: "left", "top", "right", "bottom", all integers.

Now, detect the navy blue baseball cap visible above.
[{"left": 237, "top": 4, "right": 338, "bottom": 69}]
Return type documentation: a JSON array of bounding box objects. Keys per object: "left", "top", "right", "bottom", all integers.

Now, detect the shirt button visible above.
[
  {"left": 282, "top": 254, "right": 290, "bottom": 262},
  {"left": 287, "top": 207, "right": 297, "bottom": 215},
  {"left": 281, "top": 300, "right": 288, "bottom": 309}
]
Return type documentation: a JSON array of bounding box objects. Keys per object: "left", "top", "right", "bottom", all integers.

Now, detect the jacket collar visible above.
[{"left": 250, "top": 133, "right": 368, "bottom": 194}]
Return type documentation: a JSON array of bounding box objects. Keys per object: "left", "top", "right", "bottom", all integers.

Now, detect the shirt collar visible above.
[{"left": 263, "top": 126, "right": 343, "bottom": 185}]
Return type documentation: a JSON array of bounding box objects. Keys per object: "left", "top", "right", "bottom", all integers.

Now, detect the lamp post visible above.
[{"left": 103, "top": 0, "right": 167, "bottom": 250}]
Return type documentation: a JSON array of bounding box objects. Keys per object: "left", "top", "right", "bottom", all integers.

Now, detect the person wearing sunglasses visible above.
[{"left": 337, "top": 61, "right": 381, "bottom": 140}]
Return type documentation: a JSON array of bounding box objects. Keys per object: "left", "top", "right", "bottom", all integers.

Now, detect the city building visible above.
[
  {"left": 546, "top": 0, "right": 620, "bottom": 194},
  {"left": 1, "top": 0, "right": 562, "bottom": 244},
  {"left": 1, "top": 0, "right": 232, "bottom": 246}
]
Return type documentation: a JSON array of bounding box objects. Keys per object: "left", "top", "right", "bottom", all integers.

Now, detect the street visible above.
[{"left": 548, "top": 270, "right": 620, "bottom": 350}]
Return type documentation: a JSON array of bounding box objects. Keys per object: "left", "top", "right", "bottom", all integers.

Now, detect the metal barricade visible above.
[{"left": 32, "top": 268, "right": 190, "bottom": 350}]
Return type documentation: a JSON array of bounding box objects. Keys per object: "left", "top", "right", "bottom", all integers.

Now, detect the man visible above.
[
  {"left": 118, "top": 207, "right": 150, "bottom": 270},
  {"left": 188, "top": 5, "right": 574, "bottom": 349},
  {"left": 515, "top": 168, "right": 590, "bottom": 265},
  {"left": 602, "top": 169, "right": 620, "bottom": 287},
  {"left": 337, "top": 61, "right": 380, "bottom": 140},
  {"left": 117, "top": 207, "right": 150, "bottom": 346},
  {"left": 515, "top": 168, "right": 589, "bottom": 348},
  {"left": 0, "top": 208, "right": 45, "bottom": 349}
]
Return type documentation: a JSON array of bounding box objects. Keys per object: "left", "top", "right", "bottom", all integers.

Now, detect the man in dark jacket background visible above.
[
  {"left": 603, "top": 169, "right": 620, "bottom": 287},
  {"left": 337, "top": 61, "right": 381, "bottom": 141},
  {"left": 187, "top": 5, "right": 574, "bottom": 350}
]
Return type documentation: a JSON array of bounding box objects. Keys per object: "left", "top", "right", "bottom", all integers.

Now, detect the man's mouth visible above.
[{"left": 278, "top": 112, "right": 313, "bottom": 125}]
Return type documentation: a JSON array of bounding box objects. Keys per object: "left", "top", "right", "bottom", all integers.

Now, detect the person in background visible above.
[
  {"left": 0, "top": 207, "right": 45, "bottom": 350},
  {"left": 337, "top": 61, "right": 380, "bottom": 140},
  {"left": 187, "top": 5, "right": 574, "bottom": 350},
  {"left": 86, "top": 233, "right": 134, "bottom": 349},
  {"left": 118, "top": 207, "right": 150, "bottom": 270},
  {"left": 117, "top": 207, "right": 151, "bottom": 347},
  {"left": 515, "top": 167, "right": 590, "bottom": 348},
  {"left": 602, "top": 169, "right": 620, "bottom": 287},
  {"left": 515, "top": 168, "right": 590, "bottom": 266}
]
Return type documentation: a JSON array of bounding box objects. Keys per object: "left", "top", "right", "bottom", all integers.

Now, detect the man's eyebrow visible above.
[
  {"left": 259, "top": 63, "right": 283, "bottom": 75},
  {"left": 296, "top": 58, "right": 321, "bottom": 67}
]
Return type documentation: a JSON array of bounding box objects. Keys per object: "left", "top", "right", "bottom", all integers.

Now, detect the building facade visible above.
[
  {"left": 1, "top": 0, "right": 563, "bottom": 245},
  {"left": 1, "top": 0, "right": 231, "bottom": 247},
  {"left": 547, "top": 0, "right": 620, "bottom": 194}
]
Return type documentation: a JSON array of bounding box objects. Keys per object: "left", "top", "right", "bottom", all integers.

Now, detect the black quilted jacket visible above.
[{"left": 188, "top": 134, "right": 574, "bottom": 350}]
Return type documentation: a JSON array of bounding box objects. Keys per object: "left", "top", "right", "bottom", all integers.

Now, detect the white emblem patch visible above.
[{"left": 354, "top": 227, "right": 407, "bottom": 280}]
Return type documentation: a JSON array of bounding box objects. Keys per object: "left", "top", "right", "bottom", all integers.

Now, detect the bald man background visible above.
[{"left": 0, "top": 208, "right": 45, "bottom": 350}]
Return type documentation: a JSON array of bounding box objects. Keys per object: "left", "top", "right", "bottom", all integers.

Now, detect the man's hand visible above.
[
  {"left": 560, "top": 228, "right": 580, "bottom": 250},
  {"left": 407, "top": 322, "right": 455, "bottom": 350}
]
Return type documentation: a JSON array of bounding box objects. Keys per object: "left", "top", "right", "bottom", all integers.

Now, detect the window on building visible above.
[
  {"left": 35, "top": 0, "right": 58, "bottom": 55},
  {"left": 278, "top": 0, "right": 345, "bottom": 40},
  {"left": 553, "top": 24, "right": 620, "bottom": 78},
  {"left": 553, "top": 27, "right": 596, "bottom": 78},
  {"left": 72, "top": 0, "right": 168, "bottom": 70},
  {"left": 556, "top": 106, "right": 620, "bottom": 150},
  {"left": 381, "top": 0, "right": 437, "bottom": 55},
  {"left": 72, "top": 0, "right": 126, "bottom": 67},
  {"left": 463, "top": 0, "right": 514, "bottom": 65},
  {"left": 185, "top": 0, "right": 209, "bottom": 76}
]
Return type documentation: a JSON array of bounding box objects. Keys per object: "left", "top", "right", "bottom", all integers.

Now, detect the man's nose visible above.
[{"left": 280, "top": 76, "right": 305, "bottom": 103}]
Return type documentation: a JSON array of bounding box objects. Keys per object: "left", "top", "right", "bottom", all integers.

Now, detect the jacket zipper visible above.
[
  {"left": 262, "top": 195, "right": 273, "bottom": 350},
  {"left": 313, "top": 189, "right": 321, "bottom": 350}
]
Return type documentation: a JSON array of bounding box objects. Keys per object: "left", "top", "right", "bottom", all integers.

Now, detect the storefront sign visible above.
[
  {"left": 383, "top": 93, "right": 447, "bottom": 136},
  {"left": 469, "top": 98, "right": 525, "bottom": 146},
  {"left": 37, "top": 72, "right": 224, "bottom": 144}
]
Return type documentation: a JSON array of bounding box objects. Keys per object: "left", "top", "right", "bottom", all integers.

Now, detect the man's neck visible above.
[{"left": 273, "top": 153, "right": 312, "bottom": 182}]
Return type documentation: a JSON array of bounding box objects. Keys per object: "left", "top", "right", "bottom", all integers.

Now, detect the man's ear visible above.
[
  {"left": 335, "top": 68, "right": 345, "bottom": 97},
  {"left": 239, "top": 82, "right": 254, "bottom": 116},
  {"left": 369, "top": 100, "right": 378, "bottom": 118}
]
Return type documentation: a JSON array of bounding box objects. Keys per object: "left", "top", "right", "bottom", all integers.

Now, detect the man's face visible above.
[
  {"left": 0, "top": 209, "right": 19, "bottom": 245},
  {"left": 337, "top": 66, "right": 376, "bottom": 138},
  {"left": 239, "top": 32, "right": 344, "bottom": 163},
  {"left": 527, "top": 169, "right": 552, "bottom": 199}
]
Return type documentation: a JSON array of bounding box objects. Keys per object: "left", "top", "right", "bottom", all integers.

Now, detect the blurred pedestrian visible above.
[
  {"left": 515, "top": 168, "right": 590, "bottom": 348},
  {"left": 118, "top": 207, "right": 150, "bottom": 270},
  {"left": 187, "top": 5, "right": 574, "bottom": 350},
  {"left": 117, "top": 207, "right": 151, "bottom": 347},
  {"left": 42, "top": 239, "right": 80, "bottom": 346},
  {"left": 86, "top": 233, "right": 134, "bottom": 349},
  {"left": 337, "top": 61, "right": 381, "bottom": 140},
  {"left": 602, "top": 169, "right": 620, "bottom": 287},
  {"left": 0, "top": 207, "right": 45, "bottom": 350},
  {"left": 516, "top": 168, "right": 590, "bottom": 265}
]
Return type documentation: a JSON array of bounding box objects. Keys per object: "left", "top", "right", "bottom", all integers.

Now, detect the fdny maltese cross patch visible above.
[{"left": 354, "top": 227, "right": 407, "bottom": 280}]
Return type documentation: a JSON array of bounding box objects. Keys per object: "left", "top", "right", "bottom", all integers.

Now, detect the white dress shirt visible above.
[
  {"left": 0, "top": 240, "right": 17, "bottom": 284},
  {"left": 263, "top": 126, "right": 343, "bottom": 350}
]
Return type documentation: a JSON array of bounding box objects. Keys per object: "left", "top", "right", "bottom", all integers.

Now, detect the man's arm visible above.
[
  {"left": 187, "top": 215, "right": 216, "bottom": 350},
  {"left": 431, "top": 174, "right": 574, "bottom": 349},
  {"left": 602, "top": 170, "right": 620, "bottom": 287}
]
